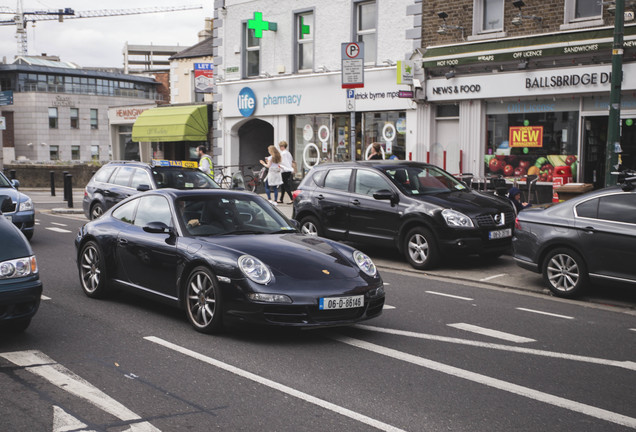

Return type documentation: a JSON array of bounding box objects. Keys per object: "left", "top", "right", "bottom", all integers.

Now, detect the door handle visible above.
[
  {"left": 583, "top": 226, "right": 595, "bottom": 234},
  {"left": 118, "top": 238, "right": 129, "bottom": 245},
  {"left": 316, "top": 194, "right": 324, "bottom": 200},
  {"left": 351, "top": 199, "right": 360, "bottom": 206}
]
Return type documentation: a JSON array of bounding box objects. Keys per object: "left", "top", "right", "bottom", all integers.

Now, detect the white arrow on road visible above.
[{"left": 1, "top": 350, "right": 160, "bottom": 432}]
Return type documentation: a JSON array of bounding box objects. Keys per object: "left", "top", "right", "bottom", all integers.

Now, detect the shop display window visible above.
[
  {"left": 362, "top": 111, "right": 406, "bottom": 160},
  {"left": 485, "top": 111, "right": 578, "bottom": 182}
]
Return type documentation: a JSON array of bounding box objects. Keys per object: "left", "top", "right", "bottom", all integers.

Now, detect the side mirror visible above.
[
  {"left": 137, "top": 184, "right": 151, "bottom": 192},
  {"left": 373, "top": 189, "right": 396, "bottom": 201},
  {"left": 143, "top": 221, "right": 174, "bottom": 235},
  {"left": 289, "top": 219, "right": 300, "bottom": 229},
  {"left": 11, "top": 179, "right": 20, "bottom": 189}
]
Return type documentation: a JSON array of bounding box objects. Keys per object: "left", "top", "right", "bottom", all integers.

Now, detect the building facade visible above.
[
  {"left": 420, "top": 0, "right": 636, "bottom": 188},
  {"left": 212, "top": 0, "right": 422, "bottom": 177},
  {"left": 0, "top": 57, "right": 161, "bottom": 164}
]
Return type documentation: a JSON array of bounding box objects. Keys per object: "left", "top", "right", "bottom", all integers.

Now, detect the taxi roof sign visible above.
[{"left": 151, "top": 159, "right": 199, "bottom": 169}]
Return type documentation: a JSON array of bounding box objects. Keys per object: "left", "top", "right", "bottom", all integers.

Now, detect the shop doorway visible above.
[
  {"left": 238, "top": 119, "right": 274, "bottom": 170},
  {"left": 434, "top": 119, "right": 460, "bottom": 174},
  {"left": 582, "top": 117, "right": 607, "bottom": 189}
]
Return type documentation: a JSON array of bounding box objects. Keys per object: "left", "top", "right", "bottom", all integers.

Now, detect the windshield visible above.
[
  {"left": 153, "top": 168, "right": 219, "bottom": 189},
  {"left": 177, "top": 194, "right": 296, "bottom": 236},
  {"left": 0, "top": 172, "right": 13, "bottom": 188},
  {"left": 384, "top": 165, "right": 467, "bottom": 195}
]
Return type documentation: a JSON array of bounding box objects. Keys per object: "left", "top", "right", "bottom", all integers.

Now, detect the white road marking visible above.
[
  {"left": 383, "top": 305, "right": 396, "bottom": 310},
  {"left": 516, "top": 307, "right": 574, "bottom": 320},
  {"left": 41, "top": 295, "right": 51, "bottom": 301},
  {"left": 448, "top": 323, "right": 536, "bottom": 343},
  {"left": 479, "top": 273, "right": 507, "bottom": 282},
  {"left": 144, "top": 336, "right": 406, "bottom": 432},
  {"left": 354, "top": 324, "right": 636, "bottom": 371},
  {"left": 332, "top": 335, "right": 636, "bottom": 429},
  {"left": 53, "top": 405, "right": 95, "bottom": 432},
  {"left": 35, "top": 222, "right": 40, "bottom": 225},
  {"left": 50, "top": 222, "right": 68, "bottom": 227},
  {"left": 0, "top": 350, "right": 160, "bottom": 432},
  {"left": 45, "top": 227, "right": 72, "bottom": 233},
  {"left": 425, "top": 291, "right": 473, "bottom": 301},
  {"left": 630, "top": 328, "right": 636, "bottom": 332}
]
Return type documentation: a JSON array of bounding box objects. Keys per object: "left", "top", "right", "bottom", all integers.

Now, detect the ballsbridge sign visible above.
[{"left": 422, "top": 25, "right": 636, "bottom": 69}]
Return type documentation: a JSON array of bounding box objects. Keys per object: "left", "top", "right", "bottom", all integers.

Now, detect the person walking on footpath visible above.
[
  {"left": 278, "top": 140, "right": 295, "bottom": 204},
  {"left": 259, "top": 145, "right": 284, "bottom": 204},
  {"left": 197, "top": 145, "right": 214, "bottom": 178}
]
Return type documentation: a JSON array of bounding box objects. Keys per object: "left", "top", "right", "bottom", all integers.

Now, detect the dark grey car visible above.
[{"left": 512, "top": 178, "right": 636, "bottom": 298}]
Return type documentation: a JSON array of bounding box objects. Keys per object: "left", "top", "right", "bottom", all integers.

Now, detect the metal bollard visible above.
[
  {"left": 63, "top": 171, "right": 69, "bottom": 201},
  {"left": 50, "top": 171, "right": 56, "bottom": 197},
  {"left": 64, "top": 173, "right": 73, "bottom": 208}
]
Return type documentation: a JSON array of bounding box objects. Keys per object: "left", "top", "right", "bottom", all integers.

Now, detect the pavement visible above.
[{"left": 24, "top": 188, "right": 636, "bottom": 310}]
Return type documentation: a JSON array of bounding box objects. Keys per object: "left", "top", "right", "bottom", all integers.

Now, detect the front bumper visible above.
[
  {"left": 4, "top": 212, "right": 35, "bottom": 236},
  {"left": 0, "top": 276, "right": 43, "bottom": 322},
  {"left": 221, "top": 279, "right": 385, "bottom": 327}
]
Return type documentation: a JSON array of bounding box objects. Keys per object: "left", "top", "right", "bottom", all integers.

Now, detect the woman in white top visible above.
[{"left": 259, "top": 145, "right": 284, "bottom": 203}]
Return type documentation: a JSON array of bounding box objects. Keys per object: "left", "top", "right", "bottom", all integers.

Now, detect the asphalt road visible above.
[{"left": 0, "top": 194, "right": 634, "bottom": 431}]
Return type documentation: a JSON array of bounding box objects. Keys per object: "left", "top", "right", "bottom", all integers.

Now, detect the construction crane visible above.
[{"left": 0, "top": 1, "right": 203, "bottom": 56}]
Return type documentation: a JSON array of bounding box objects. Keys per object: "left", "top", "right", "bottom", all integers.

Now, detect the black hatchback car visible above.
[
  {"left": 292, "top": 161, "right": 515, "bottom": 269},
  {"left": 0, "top": 202, "right": 42, "bottom": 332},
  {"left": 83, "top": 160, "right": 219, "bottom": 220},
  {"left": 512, "top": 176, "right": 636, "bottom": 298}
]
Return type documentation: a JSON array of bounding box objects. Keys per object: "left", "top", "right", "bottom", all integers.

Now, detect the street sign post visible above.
[{"left": 341, "top": 42, "right": 364, "bottom": 89}]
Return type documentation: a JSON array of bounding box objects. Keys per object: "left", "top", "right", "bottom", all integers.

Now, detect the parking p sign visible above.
[{"left": 341, "top": 42, "right": 364, "bottom": 89}]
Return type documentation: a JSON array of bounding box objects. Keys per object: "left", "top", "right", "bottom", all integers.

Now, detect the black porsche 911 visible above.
[{"left": 74, "top": 189, "right": 385, "bottom": 333}]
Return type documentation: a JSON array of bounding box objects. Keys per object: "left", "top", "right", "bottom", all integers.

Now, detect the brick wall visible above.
[{"left": 422, "top": 1, "right": 616, "bottom": 47}]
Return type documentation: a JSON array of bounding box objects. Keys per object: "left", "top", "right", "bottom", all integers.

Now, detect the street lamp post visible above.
[{"left": 605, "top": 0, "right": 625, "bottom": 187}]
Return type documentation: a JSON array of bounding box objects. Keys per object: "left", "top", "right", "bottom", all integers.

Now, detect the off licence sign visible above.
[{"left": 509, "top": 126, "right": 544, "bottom": 148}]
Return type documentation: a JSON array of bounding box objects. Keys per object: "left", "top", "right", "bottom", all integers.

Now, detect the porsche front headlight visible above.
[
  {"left": 238, "top": 255, "right": 272, "bottom": 285},
  {"left": 353, "top": 250, "right": 377, "bottom": 277}
]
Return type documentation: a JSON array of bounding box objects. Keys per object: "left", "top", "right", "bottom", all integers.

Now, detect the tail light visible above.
[
  {"left": 515, "top": 217, "right": 522, "bottom": 230},
  {"left": 292, "top": 189, "right": 301, "bottom": 200}
]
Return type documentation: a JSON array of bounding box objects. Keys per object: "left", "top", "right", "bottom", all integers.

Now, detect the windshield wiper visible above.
[{"left": 269, "top": 229, "right": 297, "bottom": 234}]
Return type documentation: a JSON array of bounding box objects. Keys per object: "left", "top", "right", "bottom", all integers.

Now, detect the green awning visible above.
[{"left": 132, "top": 105, "right": 208, "bottom": 142}]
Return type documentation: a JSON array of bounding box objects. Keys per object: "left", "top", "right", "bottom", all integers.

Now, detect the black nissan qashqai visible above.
[{"left": 292, "top": 161, "right": 515, "bottom": 270}]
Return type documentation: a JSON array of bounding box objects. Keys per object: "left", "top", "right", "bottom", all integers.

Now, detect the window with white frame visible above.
[
  {"left": 354, "top": 1, "right": 376, "bottom": 64},
  {"left": 49, "top": 145, "right": 59, "bottom": 160},
  {"left": 48, "top": 107, "right": 58, "bottom": 129},
  {"left": 563, "top": 0, "right": 603, "bottom": 28},
  {"left": 480, "top": 0, "right": 504, "bottom": 32},
  {"left": 243, "top": 23, "right": 260, "bottom": 77},
  {"left": 296, "top": 11, "right": 314, "bottom": 72},
  {"left": 91, "top": 145, "right": 99, "bottom": 161},
  {"left": 71, "top": 145, "right": 80, "bottom": 160}
]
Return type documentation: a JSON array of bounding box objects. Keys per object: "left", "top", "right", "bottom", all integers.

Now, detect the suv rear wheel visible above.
[
  {"left": 404, "top": 227, "right": 438, "bottom": 270},
  {"left": 90, "top": 202, "right": 104, "bottom": 220},
  {"left": 299, "top": 216, "right": 322, "bottom": 236}
]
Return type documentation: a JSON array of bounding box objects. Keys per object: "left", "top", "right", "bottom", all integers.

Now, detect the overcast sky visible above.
[{"left": 0, "top": 0, "right": 213, "bottom": 67}]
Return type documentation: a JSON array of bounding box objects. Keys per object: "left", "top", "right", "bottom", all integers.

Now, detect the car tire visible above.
[
  {"left": 90, "top": 202, "right": 105, "bottom": 220},
  {"left": 184, "top": 266, "right": 223, "bottom": 334},
  {"left": 23, "top": 230, "right": 33, "bottom": 241},
  {"left": 299, "top": 215, "right": 322, "bottom": 236},
  {"left": 542, "top": 248, "right": 589, "bottom": 298},
  {"left": 404, "top": 227, "right": 439, "bottom": 270},
  {"left": 78, "top": 241, "right": 109, "bottom": 298}
]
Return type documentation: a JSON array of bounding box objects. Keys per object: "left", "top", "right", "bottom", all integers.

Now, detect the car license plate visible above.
[
  {"left": 4, "top": 215, "right": 11, "bottom": 222},
  {"left": 319, "top": 295, "right": 364, "bottom": 310},
  {"left": 489, "top": 228, "right": 512, "bottom": 240}
]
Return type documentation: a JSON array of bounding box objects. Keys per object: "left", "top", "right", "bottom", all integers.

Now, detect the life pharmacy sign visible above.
[{"left": 426, "top": 64, "right": 625, "bottom": 101}]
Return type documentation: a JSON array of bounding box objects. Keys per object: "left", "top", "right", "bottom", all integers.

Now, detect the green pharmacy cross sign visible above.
[
  {"left": 248, "top": 12, "right": 277, "bottom": 38},
  {"left": 300, "top": 16, "right": 310, "bottom": 39}
]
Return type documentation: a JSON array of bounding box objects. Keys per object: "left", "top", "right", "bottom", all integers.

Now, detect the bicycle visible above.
[
  {"left": 242, "top": 165, "right": 266, "bottom": 193},
  {"left": 213, "top": 166, "right": 232, "bottom": 189}
]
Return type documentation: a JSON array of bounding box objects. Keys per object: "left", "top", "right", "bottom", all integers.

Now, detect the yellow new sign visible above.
[{"left": 509, "top": 126, "right": 544, "bottom": 148}]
